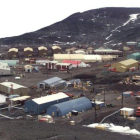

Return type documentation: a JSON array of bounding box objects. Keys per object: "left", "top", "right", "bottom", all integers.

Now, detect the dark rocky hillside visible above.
[{"left": 1, "top": 7, "right": 140, "bottom": 47}]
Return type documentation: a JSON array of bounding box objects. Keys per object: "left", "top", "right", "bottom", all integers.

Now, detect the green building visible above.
[
  {"left": 138, "top": 43, "right": 140, "bottom": 47},
  {"left": 127, "top": 53, "right": 140, "bottom": 60}
]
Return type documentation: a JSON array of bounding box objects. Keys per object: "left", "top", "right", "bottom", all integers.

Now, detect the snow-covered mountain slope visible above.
[{"left": 1, "top": 7, "right": 140, "bottom": 46}]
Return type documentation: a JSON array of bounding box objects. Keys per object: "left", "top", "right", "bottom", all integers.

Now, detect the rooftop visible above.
[
  {"left": 131, "top": 52, "right": 140, "bottom": 56},
  {"left": 10, "top": 96, "right": 30, "bottom": 101},
  {"left": 119, "top": 59, "right": 138, "bottom": 66},
  {"left": 0, "top": 82, "right": 27, "bottom": 89},
  {"left": 32, "top": 92, "right": 69, "bottom": 104},
  {"left": 56, "top": 63, "right": 71, "bottom": 66},
  {"left": 38, "top": 46, "right": 47, "bottom": 50},
  {"left": 40, "top": 77, "right": 62, "bottom": 85},
  {"left": 24, "top": 47, "right": 33, "bottom": 52},
  {"left": 8, "top": 48, "right": 18, "bottom": 52},
  {"left": 52, "top": 46, "right": 61, "bottom": 50}
]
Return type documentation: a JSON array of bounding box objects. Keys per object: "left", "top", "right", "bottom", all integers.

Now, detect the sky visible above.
[{"left": 0, "top": 0, "right": 139, "bottom": 38}]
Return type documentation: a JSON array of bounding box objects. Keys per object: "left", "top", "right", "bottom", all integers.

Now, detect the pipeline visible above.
[
  {"left": 0, "top": 113, "right": 14, "bottom": 119},
  {"left": 100, "top": 109, "right": 120, "bottom": 124},
  {"left": 0, "top": 104, "right": 21, "bottom": 110}
]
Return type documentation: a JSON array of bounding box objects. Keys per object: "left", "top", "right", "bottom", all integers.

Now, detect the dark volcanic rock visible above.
[{"left": 1, "top": 7, "right": 140, "bottom": 46}]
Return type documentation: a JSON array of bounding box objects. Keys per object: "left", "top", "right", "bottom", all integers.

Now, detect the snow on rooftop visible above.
[
  {"left": 32, "top": 92, "right": 69, "bottom": 105},
  {"left": 0, "top": 82, "right": 27, "bottom": 89}
]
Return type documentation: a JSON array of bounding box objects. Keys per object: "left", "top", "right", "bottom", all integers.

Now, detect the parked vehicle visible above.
[
  {"left": 65, "top": 93, "right": 74, "bottom": 98},
  {"left": 38, "top": 115, "right": 54, "bottom": 123},
  {"left": 104, "top": 64, "right": 111, "bottom": 67},
  {"left": 108, "top": 67, "right": 116, "bottom": 72},
  {"left": 136, "top": 107, "right": 140, "bottom": 116}
]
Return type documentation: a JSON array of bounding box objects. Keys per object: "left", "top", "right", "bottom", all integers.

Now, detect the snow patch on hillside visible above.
[{"left": 122, "top": 14, "right": 140, "bottom": 26}]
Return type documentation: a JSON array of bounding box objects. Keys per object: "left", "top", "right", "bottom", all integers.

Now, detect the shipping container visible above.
[{"left": 120, "top": 107, "right": 134, "bottom": 116}]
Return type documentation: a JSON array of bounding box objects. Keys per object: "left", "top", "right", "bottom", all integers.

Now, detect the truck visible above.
[
  {"left": 104, "top": 64, "right": 111, "bottom": 67},
  {"left": 108, "top": 67, "right": 116, "bottom": 72},
  {"left": 136, "top": 107, "right": 140, "bottom": 116}
]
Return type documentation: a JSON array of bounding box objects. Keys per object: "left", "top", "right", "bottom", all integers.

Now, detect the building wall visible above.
[
  {"left": 0, "top": 84, "right": 28, "bottom": 95},
  {"left": 38, "top": 49, "right": 48, "bottom": 57},
  {"left": 0, "top": 60, "right": 19, "bottom": 66},
  {"left": 24, "top": 97, "right": 69, "bottom": 114},
  {"left": 0, "top": 69, "right": 12, "bottom": 75},
  {"left": 111, "top": 61, "right": 139, "bottom": 72},
  {"left": 24, "top": 51, "right": 33, "bottom": 57},
  {"left": 8, "top": 51, "right": 18, "bottom": 59},
  {"left": 127, "top": 54, "right": 140, "bottom": 60},
  {"left": 52, "top": 48, "right": 62, "bottom": 54}
]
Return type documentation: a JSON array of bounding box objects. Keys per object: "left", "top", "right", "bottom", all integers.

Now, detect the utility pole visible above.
[
  {"left": 104, "top": 88, "right": 106, "bottom": 102},
  {"left": 121, "top": 92, "right": 124, "bottom": 108},
  {"left": 94, "top": 92, "right": 97, "bottom": 122},
  {"left": 82, "top": 82, "right": 83, "bottom": 95},
  {"left": 71, "top": 71, "right": 73, "bottom": 80},
  {"left": 10, "top": 84, "right": 13, "bottom": 113},
  {"left": 47, "top": 68, "right": 48, "bottom": 78}
]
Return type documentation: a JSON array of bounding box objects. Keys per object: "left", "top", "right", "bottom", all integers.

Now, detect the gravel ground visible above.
[{"left": 0, "top": 120, "right": 139, "bottom": 140}]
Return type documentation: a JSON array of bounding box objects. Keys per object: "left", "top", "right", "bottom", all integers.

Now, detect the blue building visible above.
[
  {"left": 24, "top": 92, "right": 69, "bottom": 114},
  {"left": 37, "top": 77, "right": 66, "bottom": 89},
  {"left": 47, "top": 97, "right": 92, "bottom": 117}
]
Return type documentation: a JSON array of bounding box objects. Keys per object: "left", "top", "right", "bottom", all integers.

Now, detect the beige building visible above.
[
  {"left": 52, "top": 46, "right": 62, "bottom": 54},
  {"left": 53, "top": 54, "right": 84, "bottom": 62},
  {"left": 0, "top": 63, "right": 12, "bottom": 75},
  {"left": 24, "top": 65, "right": 34, "bottom": 73},
  {"left": 111, "top": 59, "right": 139, "bottom": 72},
  {"left": 86, "top": 47, "right": 94, "bottom": 54},
  {"left": 38, "top": 46, "right": 47, "bottom": 57},
  {"left": 8, "top": 48, "right": 18, "bottom": 59},
  {"left": 24, "top": 47, "right": 33, "bottom": 57},
  {"left": 0, "top": 82, "right": 28, "bottom": 95}
]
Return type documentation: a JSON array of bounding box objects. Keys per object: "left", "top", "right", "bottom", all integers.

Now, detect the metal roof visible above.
[
  {"left": 131, "top": 52, "right": 140, "bottom": 56},
  {"left": 54, "top": 54, "right": 84, "bottom": 60},
  {"left": 32, "top": 92, "right": 69, "bottom": 105},
  {"left": 0, "top": 63, "right": 10, "bottom": 70},
  {"left": 8, "top": 48, "right": 18, "bottom": 52},
  {"left": 83, "top": 55, "right": 102, "bottom": 60},
  {"left": 56, "top": 63, "right": 71, "bottom": 66},
  {"left": 24, "top": 47, "right": 33, "bottom": 52},
  {"left": 62, "top": 60, "right": 81, "bottom": 65},
  {"left": 47, "top": 97, "right": 92, "bottom": 117},
  {"left": 119, "top": 59, "right": 138, "bottom": 66},
  {"left": 10, "top": 96, "right": 30, "bottom": 101},
  {"left": 0, "top": 82, "right": 27, "bottom": 89},
  {"left": 0, "top": 60, "right": 19, "bottom": 66},
  {"left": 24, "top": 65, "right": 34, "bottom": 69},
  {"left": 41, "top": 77, "right": 62, "bottom": 85},
  {"left": 52, "top": 46, "right": 61, "bottom": 50},
  {"left": 38, "top": 46, "right": 47, "bottom": 50},
  {"left": 94, "top": 49, "right": 121, "bottom": 52}
]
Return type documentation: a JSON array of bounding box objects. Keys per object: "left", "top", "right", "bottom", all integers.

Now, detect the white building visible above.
[{"left": 0, "top": 62, "right": 12, "bottom": 75}]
